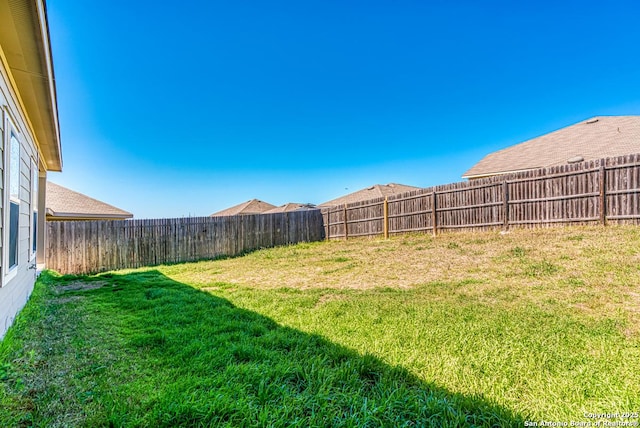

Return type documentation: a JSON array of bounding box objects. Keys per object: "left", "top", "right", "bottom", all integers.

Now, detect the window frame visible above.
[
  {"left": 3, "top": 114, "right": 21, "bottom": 285},
  {"left": 30, "top": 158, "right": 38, "bottom": 262}
]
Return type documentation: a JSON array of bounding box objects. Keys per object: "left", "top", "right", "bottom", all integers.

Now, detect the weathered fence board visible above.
[
  {"left": 48, "top": 154, "right": 640, "bottom": 274},
  {"left": 47, "top": 210, "right": 325, "bottom": 275},
  {"left": 322, "top": 153, "right": 640, "bottom": 239}
]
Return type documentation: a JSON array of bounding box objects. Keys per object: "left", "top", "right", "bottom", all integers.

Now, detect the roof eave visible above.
[
  {"left": 46, "top": 212, "right": 133, "bottom": 220},
  {"left": 0, "top": 0, "right": 62, "bottom": 171},
  {"left": 462, "top": 167, "right": 544, "bottom": 180},
  {"left": 36, "top": 0, "right": 62, "bottom": 171}
]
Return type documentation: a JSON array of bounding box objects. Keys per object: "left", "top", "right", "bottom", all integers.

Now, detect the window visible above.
[
  {"left": 9, "top": 132, "right": 19, "bottom": 269},
  {"left": 31, "top": 159, "right": 38, "bottom": 260},
  {"left": 3, "top": 116, "right": 21, "bottom": 284}
]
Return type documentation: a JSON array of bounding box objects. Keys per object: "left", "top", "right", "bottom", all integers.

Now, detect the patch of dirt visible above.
[
  {"left": 55, "top": 281, "right": 108, "bottom": 294},
  {"left": 623, "top": 327, "right": 638, "bottom": 339},
  {"left": 572, "top": 303, "right": 592, "bottom": 312},
  {"left": 625, "top": 292, "right": 640, "bottom": 312}
]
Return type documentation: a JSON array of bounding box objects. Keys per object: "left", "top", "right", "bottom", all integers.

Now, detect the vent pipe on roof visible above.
[{"left": 567, "top": 156, "right": 584, "bottom": 164}]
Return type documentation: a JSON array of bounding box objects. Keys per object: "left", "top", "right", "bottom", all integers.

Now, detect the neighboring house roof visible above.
[
  {"left": 0, "top": 0, "right": 62, "bottom": 171},
  {"left": 263, "top": 203, "right": 317, "bottom": 213},
  {"left": 46, "top": 182, "right": 133, "bottom": 220},
  {"left": 319, "top": 183, "right": 421, "bottom": 207},
  {"left": 463, "top": 116, "right": 640, "bottom": 179},
  {"left": 210, "top": 199, "right": 276, "bottom": 217}
]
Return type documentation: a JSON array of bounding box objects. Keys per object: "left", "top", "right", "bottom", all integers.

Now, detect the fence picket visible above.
[
  {"left": 46, "top": 210, "right": 325, "bottom": 274},
  {"left": 319, "top": 153, "right": 640, "bottom": 238},
  {"left": 46, "top": 154, "right": 640, "bottom": 274}
]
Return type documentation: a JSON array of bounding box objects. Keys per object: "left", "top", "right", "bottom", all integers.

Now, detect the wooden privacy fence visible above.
[
  {"left": 47, "top": 210, "right": 325, "bottom": 275},
  {"left": 322, "top": 154, "right": 640, "bottom": 239}
]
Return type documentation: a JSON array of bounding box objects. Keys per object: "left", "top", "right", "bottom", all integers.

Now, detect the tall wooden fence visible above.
[
  {"left": 47, "top": 210, "right": 325, "bottom": 275},
  {"left": 323, "top": 154, "right": 640, "bottom": 239},
  {"left": 46, "top": 154, "right": 640, "bottom": 274}
]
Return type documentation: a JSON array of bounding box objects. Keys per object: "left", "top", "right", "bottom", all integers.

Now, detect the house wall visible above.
[{"left": 0, "top": 48, "right": 42, "bottom": 340}]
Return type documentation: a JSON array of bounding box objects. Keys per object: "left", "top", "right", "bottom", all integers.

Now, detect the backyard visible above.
[{"left": 1, "top": 226, "right": 639, "bottom": 427}]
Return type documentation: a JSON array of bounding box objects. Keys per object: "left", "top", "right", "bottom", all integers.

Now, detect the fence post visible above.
[
  {"left": 383, "top": 197, "right": 389, "bottom": 239},
  {"left": 431, "top": 191, "right": 437, "bottom": 237},
  {"left": 326, "top": 210, "right": 330, "bottom": 241},
  {"left": 343, "top": 206, "right": 348, "bottom": 240},
  {"left": 502, "top": 179, "right": 509, "bottom": 230},
  {"left": 599, "top": 160, "right": 607, "bottom": 226}
]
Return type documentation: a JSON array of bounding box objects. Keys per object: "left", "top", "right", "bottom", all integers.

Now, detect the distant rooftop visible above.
[
  {"left": 463, "top": 116, "right": 640, "bottom": 179},
  {"left": 319, "top": 183, "right": 421, "bottom": 207},
  {"left": 210, "top": 199, "right": 276, "bottom": 216},
  {"left": 263, "top": 203, "right": 316, "bottom": 213},
  {"left": 46, "top": 182, "right": 133, "bottom": 220}
]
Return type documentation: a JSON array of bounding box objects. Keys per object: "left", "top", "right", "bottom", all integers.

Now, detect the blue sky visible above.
[{"left": 46, "top": 0, "right": 640, "bottom": 218}]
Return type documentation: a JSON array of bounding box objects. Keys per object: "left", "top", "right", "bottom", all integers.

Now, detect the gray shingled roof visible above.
[
  {"left": 463, "top": 116, "right": 640, "bottom": 178},
  {"left": 319, "top": 183, "right": 421, "bottom": 207},
  {"left": 263, "top": 203, "right": 316, "bottom": 213},
  {"left": 46, "top": 182, "right": 133, "bottom": 220},
  {"left": 210, "top": 199, "right": 276, "bottom": 217}
]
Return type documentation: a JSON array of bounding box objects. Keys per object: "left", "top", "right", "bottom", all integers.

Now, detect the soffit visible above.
[{"left": 0, "top": 0, "right": 62, "bottom": 171}]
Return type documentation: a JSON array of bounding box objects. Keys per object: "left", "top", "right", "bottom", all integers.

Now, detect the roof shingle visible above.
[
  {"left": 46, "top": 182, "right": 133, "bottom": 220},
  {"left": 210, "top": 199, "right": 276, "bottom": 217},
  {"left": 319, "top": 183, "right": 421, "bottom": 207},
  {"left": 263, "top": 203, "right": 316, "bottom": 213},
  {"left": 463, "top": 116, "right": 640, "bottom": 178}
]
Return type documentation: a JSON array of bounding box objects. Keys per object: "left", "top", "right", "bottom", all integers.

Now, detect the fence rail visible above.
[
  {"left": 46, "top": 210, "right": 325, "bottom": 275},
  {"left": 46, "top": 154, "right": 640, "bottom": 274},
  {"left": 322, "top": 154, "right": 640, "bottom": 239}
]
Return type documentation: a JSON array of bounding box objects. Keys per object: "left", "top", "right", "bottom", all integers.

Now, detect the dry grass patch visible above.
[{"left": 163, "top": 226, "right": 640, "bottom": 327}]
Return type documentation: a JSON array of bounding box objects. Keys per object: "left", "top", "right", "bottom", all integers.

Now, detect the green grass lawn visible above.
[{"left": 1, "top": 226, "right": 639, "bottom": 427}]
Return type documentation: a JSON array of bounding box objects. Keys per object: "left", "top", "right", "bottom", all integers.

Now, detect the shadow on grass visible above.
[{"left": 37, "top": 270, "right": 524, "bottom": 427}]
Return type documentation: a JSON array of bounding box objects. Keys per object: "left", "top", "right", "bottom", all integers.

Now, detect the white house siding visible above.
[{"left": 0, "top": 50, "right": 43, "bottom": 340}]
